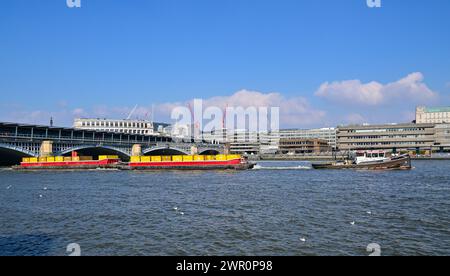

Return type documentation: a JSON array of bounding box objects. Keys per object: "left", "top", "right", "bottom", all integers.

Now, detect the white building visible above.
[
  {"left": 201, "top": 128, "right": 279, "bottom": 154},
  {"left": 73, "top": 118, "right": 155, "bottom": 135},
  {"left": 416, "top": 106, "right": 450, "bottom": 124},
  {"left": 279, "top": 128, "right": 337, "bottom": 149}
]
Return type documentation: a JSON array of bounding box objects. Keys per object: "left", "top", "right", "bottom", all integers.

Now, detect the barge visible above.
[
  {"left": 125, "top": 154, "right": 255, "bottom": 170},
  {"left": 13, "top": 154, "right": 255, "bottom": 171},
  {"left": 14, "top": 155, "right": 120, "bottom": 170}
]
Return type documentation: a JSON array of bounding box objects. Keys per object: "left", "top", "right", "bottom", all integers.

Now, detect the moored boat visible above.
[
  {"left": 13, "top": 154, "right": 255, "bottom": 171},
  {"left": 124, "top": 154, "right": 255, "bottom": 171},
  {"left": 312, "top": 151, "right": 412, "bottom": 170},
  {"left": 13, "top": 155, "right": 120, "bottom": 170}
]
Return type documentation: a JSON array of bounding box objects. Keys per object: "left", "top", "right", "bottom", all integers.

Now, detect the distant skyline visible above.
[{"left": 1, "top": 0, "right": 449, "bottom": 128}]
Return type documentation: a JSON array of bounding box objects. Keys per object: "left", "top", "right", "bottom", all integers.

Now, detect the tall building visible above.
[
  {"left": 279, "top": 128, "right": 337, "bottom": 149},
  {"left": 337, "top": 123, "right": 435, "bottom": 152},
  {"left": 73, "top": 118, "right": 155, "bottom": 136},
  {"left": 416, "top": 106, "right": 450, "bottom": 124}
]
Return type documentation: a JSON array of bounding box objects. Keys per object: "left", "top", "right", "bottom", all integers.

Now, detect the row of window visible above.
[
  {"left": 87, "top": 128, "right": 151, "bottom": 134},
  {"left": 423, "top": 113, "right": 450, "bottom": 119},
  {"left": 342, "top": 135, "right": 428, "bottom": 139},
  {"left": 344, "top": 142, "right": 428, "bottom": 146},
  {"left": 81, "top": 121, "right": 151, "bottom": 128}
]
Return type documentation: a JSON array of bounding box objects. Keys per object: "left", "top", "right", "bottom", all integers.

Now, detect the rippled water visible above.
[{"left": 0, "top": 160, "right": 449, "bottom": 256}]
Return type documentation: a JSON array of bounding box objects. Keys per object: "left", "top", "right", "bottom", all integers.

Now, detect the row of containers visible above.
[
  {"left": 22, "top": 155, "right": 119, "bottom": 163},
  {"left": 130, "top": 154, "right": 242, "bottom": 163},
  {"left": 22, "top": 155, "right": 241, "bottom": 163}
]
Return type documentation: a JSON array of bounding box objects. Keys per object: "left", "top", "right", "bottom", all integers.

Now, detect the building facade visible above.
[
  {"left": 434, "top": 124, "right": 450, "bottom": 151},
  {"left": 279, "top": 138, "right": 331, "bottom": 154},
  {"left": 337, "top": 123, "right": 435, "bottom": 153},
  {"left": 279, "top": 128, "right": 337, "bottom": 149},
  {"left": 201, "top": 129, "right": 279, "bottom": 155},
  {"left": 74, "top": 118, "right": 155, "bottom": 136},
  {"left": 416, "top": 106, "right": 450, "bottom": 124}
]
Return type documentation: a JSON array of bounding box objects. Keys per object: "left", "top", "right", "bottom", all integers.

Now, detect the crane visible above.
[{"left": 127, "top": 105, "right": 138, "bottom": 120}]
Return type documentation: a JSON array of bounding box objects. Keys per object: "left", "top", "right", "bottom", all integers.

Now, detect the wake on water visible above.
[{"left": 253, "top": 164, "right": 312, "bottom": 170}]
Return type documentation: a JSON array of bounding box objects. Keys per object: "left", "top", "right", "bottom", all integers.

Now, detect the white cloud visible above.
[
  {"left": 315, "top": 72, "right": 437, "bottom": 106},
  {"left": 191, "top": 89, "right": 326, "bottom": 127},
  {"left": 115, "top": 89, "right": 326, "bottom": 127},
  {"left": 344, "top": 113, "right": 367, "bottom": 125},
  {"left": 1, "top": 90, "right": 325, "bottom": 128}
]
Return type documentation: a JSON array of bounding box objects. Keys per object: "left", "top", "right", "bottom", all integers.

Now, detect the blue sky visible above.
[{"left": 0, "top": 0, "right": 449, "bottom": 127}]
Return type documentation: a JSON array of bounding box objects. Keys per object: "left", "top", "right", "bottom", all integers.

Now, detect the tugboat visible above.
[{"left": 312, "top": 150, "right": 412, "bottom": 170}]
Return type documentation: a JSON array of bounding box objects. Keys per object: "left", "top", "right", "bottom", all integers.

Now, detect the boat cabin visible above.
[{"left": 354, "top": 150, "right": 389, "bottom": 164}]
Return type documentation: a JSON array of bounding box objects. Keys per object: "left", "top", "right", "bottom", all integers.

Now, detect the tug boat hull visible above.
[{"left": 312, "top": 154, "right": 412, "bottom": 170}]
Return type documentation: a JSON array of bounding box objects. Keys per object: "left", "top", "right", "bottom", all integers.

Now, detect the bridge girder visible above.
[
  {"left": 0, "top": 143, "right": 39, "bottom": 157},
  {"left": 56, "top": 145, "right": 132, "bottom": 158},
  {"left": 142, "top": 146, "right": 190, "bottom": 156}
]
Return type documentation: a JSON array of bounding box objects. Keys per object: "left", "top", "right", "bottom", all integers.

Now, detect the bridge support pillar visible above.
[
  {"left": 224, "top": 143, "right": 230, "bottom": 155},
  {"left": 40, "top": 141, "right": 53, "bottom": 157},
  {"left": 191, "top": 145, "right": 198, "bottom": 155},
  {"left": 132, "top": 144, "right": 142, "bottom": 156}
]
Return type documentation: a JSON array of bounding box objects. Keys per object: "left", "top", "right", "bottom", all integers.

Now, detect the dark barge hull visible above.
[{"left": 312, "top": 155, "right": 412, "bottom": 170}]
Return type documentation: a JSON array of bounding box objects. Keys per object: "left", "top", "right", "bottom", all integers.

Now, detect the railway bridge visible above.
[{"left": 0, "top": 122, "right": 223, "bottom": 166}]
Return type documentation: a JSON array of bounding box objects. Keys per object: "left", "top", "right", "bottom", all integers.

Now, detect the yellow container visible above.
[
  {"left": 141, "top": 156, "right": 151, "bottom": 162},
  {"left": 22, "top": 157, "right": 30, "bottom": 163},
  {"left": 151, "top": 156, "right": 162, "bottom": 162},
  {"left": 64, "top": 157, "right": 72, "bottom": 162},
  {"left": 205, "top": 155, "right": 215, "bottom": 161},
  {"left": 39, "top": 157, "right": 47, "bottom": 163},
  {"left": 79, "top": 156, "right": 93, "bottom": 161},
  {"left": 227, "top": 154, "right": 241, "bottom": 160},
  {"left": 72, "top": 156, "right": 80, "bottom": 162},
  {"left": 172, "top": 155, "right": 183, "bottom": 162},
  {"left": 215, "top": 154, "right": 227, "bottom": 161},
  {"left": 29, "top": 157, "right": 38, "bottom": 163},
  {"left": 194, "top": 155, "right": 205, "bottom": 161},
  {"left": 130, "top": 156, "right": 141, "bottom": 163},
  {"left": 183, "top": 156, "right": 194, "bottom": 161},
  {"left": 98, "top": 155, "right": 108, "bottom": 161},
  {"left": 46, "top": 157, "right": 56, "bottom": 162},
  {"left": 55, "top": 156, "right": 64, "bottom": 162},
  {"left": 161, "top": 156, "right": 172, "bottom": 162}
]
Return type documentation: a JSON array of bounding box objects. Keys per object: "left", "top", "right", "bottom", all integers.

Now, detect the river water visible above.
[{"left": 0, "top": 160, "right": 449, "bottom": 256}]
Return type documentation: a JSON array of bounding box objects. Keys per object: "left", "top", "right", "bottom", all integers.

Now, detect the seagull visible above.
[
  {"left": 43, "top": 187, "right": 48, "bottom": 191},
  {"left": 173, "top": 207, "right": 178, "bottom": 211},
  {"left": 39, "top": 194, "right": 43, "bottom": 198},
  {"left": 350, "top": 221, "right": 356, "bottom": 226},
  {"left": 367, "top": 211, "right": 372, "bottom": 215},
  {"left": 180, "top": 212, "right": 185, "bottom": 216},
  {"left": 6, "top": 185, "right": 12, "bottom": 190},
  {"left": 300, "top": 238, "right": 307, "bottom": 243}
]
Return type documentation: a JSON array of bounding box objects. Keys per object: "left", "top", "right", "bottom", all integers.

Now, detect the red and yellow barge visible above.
[{"left": 14, "top": 154, "right": 254, "bottom": 171}]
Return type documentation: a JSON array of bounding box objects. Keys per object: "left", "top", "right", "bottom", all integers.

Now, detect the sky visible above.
[{"left": 0, "top": 0, "right": 449, "bottom": 128}]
